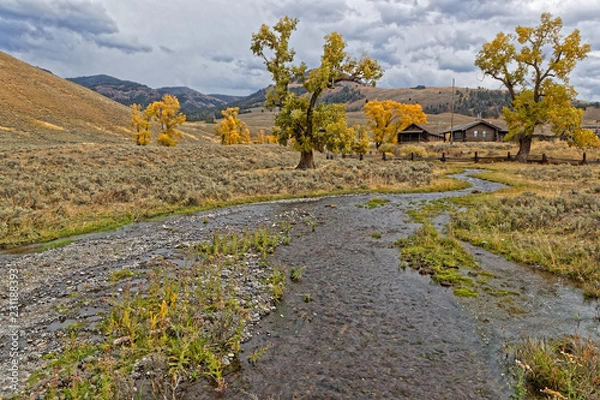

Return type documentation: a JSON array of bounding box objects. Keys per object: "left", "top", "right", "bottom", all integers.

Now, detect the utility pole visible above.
[{"left": 450, "top": 78, "right": 455, "bottom": 144}]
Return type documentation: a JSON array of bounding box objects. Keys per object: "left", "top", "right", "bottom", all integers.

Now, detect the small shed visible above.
[
  {"left": 398, "top": 123, "right": 444, "bottom": 143},
  {"left": 441, "top": 120, "right": 507, "bottom": 142}
]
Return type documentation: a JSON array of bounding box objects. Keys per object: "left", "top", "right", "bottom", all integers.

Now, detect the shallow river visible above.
[{"left": 181, "top": 171, "right": 600, "bottom": 399}]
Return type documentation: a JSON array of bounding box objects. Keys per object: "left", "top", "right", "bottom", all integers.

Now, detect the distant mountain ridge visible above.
[
  {"left": 67, "top": 75, "right": 239, "bottom": 115},
  {"left": 67, "top": 74, "right": 600, "bottom": 124}
]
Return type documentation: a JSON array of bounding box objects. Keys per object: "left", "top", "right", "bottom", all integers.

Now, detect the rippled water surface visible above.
[{"left": 181, "top": 171, "right": 600, "bottom": 399}]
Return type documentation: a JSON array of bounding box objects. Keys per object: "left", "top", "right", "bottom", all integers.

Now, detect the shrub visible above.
[{"left": 399, "top": 144, "right": 428, "bottom": 158}]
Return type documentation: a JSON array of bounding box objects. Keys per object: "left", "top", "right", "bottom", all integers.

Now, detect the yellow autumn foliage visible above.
[
  {"left": 130, "top": 95, "right": 186, "bottom": 146},
  {"left": 215, "top": 107, "right": 251, "bottom": 145}
]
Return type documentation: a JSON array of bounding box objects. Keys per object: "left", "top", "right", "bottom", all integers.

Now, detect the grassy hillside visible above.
[
  {"left": 0, "top": 51, "right": 132, "bottom": 147},
  {"left": 67, "top": 75, "right": 233, "bottom": 115}
]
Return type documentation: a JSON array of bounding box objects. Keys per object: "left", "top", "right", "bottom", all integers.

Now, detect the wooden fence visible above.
[{"left": 337, "top": 151, "right": 598, "bottom": 165}]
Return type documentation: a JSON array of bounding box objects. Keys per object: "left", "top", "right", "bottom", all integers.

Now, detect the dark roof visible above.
[
  {"left": 439, "top": 120, "right": 507, "bottom": 134},
  {"left": 399, "top": 123, "right": 444, "bottom": 138}
]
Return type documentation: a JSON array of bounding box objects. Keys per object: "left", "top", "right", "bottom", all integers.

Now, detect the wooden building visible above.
[
  {"left": 440, "top": 120, "right": 507, "bottom": 142},
  {"left": 397, "top": 123, "right": 444, "bottom": 143}
]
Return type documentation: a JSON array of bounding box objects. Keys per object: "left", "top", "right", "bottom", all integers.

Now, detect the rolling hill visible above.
[
  {"left": 0, "top": 51, "right": 133, "bottom": 146},
  {"left": 67, "top": 75, "right": 238, "bottom": 116}
]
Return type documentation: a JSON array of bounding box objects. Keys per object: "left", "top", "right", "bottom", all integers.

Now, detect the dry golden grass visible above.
[
  {"left": 0, "top": 51, "right": 133, "bottom": 146},
  {"left": 0, "top": 123, "right": 460, "bottom": 248},
  {"left": 450, "top": 162, "right": 600, "bottom": 297}
]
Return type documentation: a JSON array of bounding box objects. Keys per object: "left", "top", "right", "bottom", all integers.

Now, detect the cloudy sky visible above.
[{"left": 1, "top": 0, "right": 599, "bottom": 101}]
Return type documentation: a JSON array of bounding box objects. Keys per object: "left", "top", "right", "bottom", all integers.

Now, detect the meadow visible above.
[
  {"left": 0, "top": 122, "right": 461, "bottom": 248},
  {"left": 4, "top": 117, "right": 600, "bottom": 399}
]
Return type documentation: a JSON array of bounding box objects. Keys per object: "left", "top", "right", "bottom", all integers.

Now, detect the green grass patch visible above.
[
  {"left": 358, "top": 197, "right": 390, "bottom": 209},
  {"left": 267, "top": 268, "right": 286, "bottom": 301},
  {"left": 395, "top": 222, "right": 479, "bottom": 294},
  {"left": 40, "top": 238, "right": 73, "bottom": 252},
  {"left": 289, "top": 265, "right": 306, "bottom": 282},
  {"left": 450, "top": 189, "right": 600, "bottom": 298},
  {"left": 453, "top": 287, "right": 479, "bottom": 298},
  {"left": 247, "top": 344, "right": 272, "bottom": 365},
  {"left": 405, "top": 200, "right": 452, "bottom": 223},
  {"left": 109, "top": 269, "right": 136, "bottom": 282}
]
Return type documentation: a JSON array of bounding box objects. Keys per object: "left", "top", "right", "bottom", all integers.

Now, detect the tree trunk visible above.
[
  {"left": 515, "top": 134, "right": 533, "bottom": 163},
  {"left": 296, "top": 151, "right": 315, "bottom": 169}
]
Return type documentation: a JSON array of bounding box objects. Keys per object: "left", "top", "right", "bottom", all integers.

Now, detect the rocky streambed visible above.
[{"left": 2, "top": 170, "right": 600, "bottom": 399}]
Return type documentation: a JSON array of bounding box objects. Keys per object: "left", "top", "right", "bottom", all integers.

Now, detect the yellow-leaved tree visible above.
[
  {"left": 153, "top": 95, "right": 187, "bottom": 146},
  {"left": 130, "top": 95, "right": 186, "bottom": 146},
  {"left": 569, "top": 129, "right": 600, "bottom": 152},
  {"left": 352, "top": 125, "right": 370, "bottom": 160},
  {"left": 130, "top": 103, "right": 152, "bottom": 145},
  {"left": 363, "top": 100, "right": 427, "bottom": 158},
  {"left": 251, "top": 16, "right": 383, "bottom": 169},
  {"left": 475, "top": 13, "right": 591, "bottom": 162},
  {"left": 214, "top": 107, "right": 251, "bottom": 145}
]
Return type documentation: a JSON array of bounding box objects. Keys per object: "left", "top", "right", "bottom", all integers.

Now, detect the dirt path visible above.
[{"left": 3, "top": 171, "right": 599, "bottom": 399}]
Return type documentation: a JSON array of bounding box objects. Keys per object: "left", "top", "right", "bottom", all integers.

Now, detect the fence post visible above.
[
  {"left": 441, "top": 152, "right": 446, "bottom": 162},
  {"left": 410, "top": 152, "right": 415, "bottom": 161},
  {"left": 582, "top": 152, "right": 587, "bottom": 165},
  {"left": 474, "top": 151, "right": 479, "bottom": 163}
]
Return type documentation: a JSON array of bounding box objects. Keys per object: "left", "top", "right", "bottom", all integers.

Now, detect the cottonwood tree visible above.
[
  {"left": 215, "top": 107, "right": 251, "bottom": 145},
  {"left": 257, "top": 129, "right": 279, "bottom": 144},
  {"left": 565, "top": 121, "right": 600, "bottom": 152},
  {"left": 363, "top": 100, "right": 427, "bottom": 157},
  {"left": 353, "top": 125, "right": 370, "bottom": 160},
  {"left": 130, "top": 103, "right": 152, "bottom": 145},
  {"left": 475, "top": 13, "right": 591, "bottom": 162},
  {"left": 130, "top": 95, "right": 187, "bottom": 146},
  {"left": 251, "top": 16, "right": 383, "bottom": 169},
  {"left": 153, "top": 94, "right": 186, "bottom": 146}
]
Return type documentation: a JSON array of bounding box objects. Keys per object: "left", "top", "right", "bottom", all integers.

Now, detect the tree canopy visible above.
[
  {"left": 214, "top": 107, "right": 251, "bottom": 145},
  {"left": 131, "top": 94, "right": 186, "bottom": 146},
  {"left": 475, "top": 13, "right": 592, "bottom": 161},
  {"left": 251, "top": 16, "right": 383, "bottom": 169},
  {"left": 363, "top": 100, "right": 427, "bottom": 153}
]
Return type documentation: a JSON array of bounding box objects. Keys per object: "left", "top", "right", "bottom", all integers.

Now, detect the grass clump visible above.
[
  {"left": 289, "top": 266, "right": 306, "bottom": 282},
  {"left": 109, "top": 269, "right": 136, "bottom": 282},
  {"left": 395, "top": 222, "right": 478, "bottom": 294},
  {"left": 247, "top": 344, "right": 272, "bottom": 365},
  {"left": 267, "top": 268, "right": 286, "bottom": 301},
  {"left": 453, "top": 287, "right": 479, "bottom": 298},
  {"left": 510, "top": 335, "right": 600, "bottom": 399},
  {"left": 358, "top": 197, "right": 390, "bottom": 209},
  {"left": 193, "top": 226, "right": 280, "bottom": 262},
  {"left": 405, "top": 199, "right": 451, "bottom": 223}
]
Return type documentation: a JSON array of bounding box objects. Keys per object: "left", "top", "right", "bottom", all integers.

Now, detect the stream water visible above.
[{"left": 181, "top": 170, "right": 600, "bottom": 399}]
